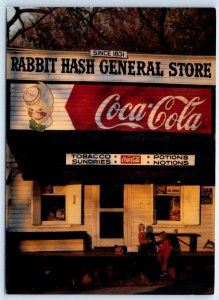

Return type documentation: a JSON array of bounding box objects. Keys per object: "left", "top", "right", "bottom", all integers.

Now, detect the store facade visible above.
[{"left": 6, "top": 49, "right": 215, "bottom": 252}]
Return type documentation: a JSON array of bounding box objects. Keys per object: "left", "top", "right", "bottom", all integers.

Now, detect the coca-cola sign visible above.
[
  {"left": 121, "top": 155, "right": 141, "bottom": 164},
  {"left": 65, "top": 84, "right": 212, "bottom": 133}
]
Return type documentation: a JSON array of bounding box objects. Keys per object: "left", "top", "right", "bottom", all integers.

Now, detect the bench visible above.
[
  {"left": 154, "top": 232, "right": 201, "bottom": 252},
  {"left": 6, "top": 231, "right": 92, "bottom": 252}
]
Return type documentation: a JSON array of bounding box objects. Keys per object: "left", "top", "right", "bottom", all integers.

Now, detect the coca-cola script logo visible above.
[
  {"left": 121, "top": 155, "right": 141, "bottom": 164},
  {"left": 65, "top": 85, "right": 212, "bottom": 133}
]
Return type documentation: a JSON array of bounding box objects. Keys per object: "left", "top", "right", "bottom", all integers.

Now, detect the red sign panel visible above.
[
  {"left": 121, "top": 155, "right": 141, "bottom": 164},
  {"left": 65, "top": 84, "right": 212, "bottom": 133}
]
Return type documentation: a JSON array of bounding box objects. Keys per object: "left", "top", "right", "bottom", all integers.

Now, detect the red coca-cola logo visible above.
[
  {"left": 121, "top": 155, "right": 141, "bottom": 164},
  {"left": 65, "top": 84, "right": 212, "bottom": 133}
]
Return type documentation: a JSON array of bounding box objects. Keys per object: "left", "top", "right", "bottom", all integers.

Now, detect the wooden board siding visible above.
[
  {"left": 8, "top": 173, "right": 32, "bottom": 205},
  {"left": 199, "top": 194, "right": 215, "bottom": 250},
  {"left": 182, "top": 186, "right": 200, "bottom": 225},
  {"left": 19, "top": 239, "right": 84, "bottom": 252},
  {"left": 6, "top": 175, "right": 215, "bottom": 252},
  {"left": 125, "top": 184, "right": 153, "bottom": 247},
  {"left": 84, "top": 185, "right": 99, "bottom": 248},
  {"left": 6, "top": 175, "right": 97, "bottom": 251},
  {"left": 66, "top": 184, "right": 82, "bottom": 224},
  {"left": 7, "top": 173, "right": 32, "bottom": 230}
]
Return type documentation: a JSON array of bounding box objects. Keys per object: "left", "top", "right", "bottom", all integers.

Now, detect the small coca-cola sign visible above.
[
  {"left": 65, "top": 84, "right": 212, "bottom": 133},
  {"left": 121, "top": 155, "right": 141, "bottom": 164}
]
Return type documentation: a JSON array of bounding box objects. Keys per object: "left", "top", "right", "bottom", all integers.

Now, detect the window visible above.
[
  {"left": 100, "top": 212, "right": 123, "bottom": 238},
  {"left": 41, "top": 195, "right": 65, "bottom": 221},
  {"left": 99, "top": 184, "right": 124, "bottom": 238},
  {"left": 33, "top": 183, "right": 83, "bottom": 225},
  {"left": 154, "top": 185, "right": 181, "bottom": 222},
  {"left": 41, "top": 185, "right": 66, "bottom": 223},
  {"left": 154, "top": 185, "right": 201, "bottom": 225},
  {"left": 100, "top": 184, "right": 123, "bottom": 208}
]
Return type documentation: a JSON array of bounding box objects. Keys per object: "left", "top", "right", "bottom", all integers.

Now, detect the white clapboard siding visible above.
[
  {"left": 9, "top": 173, "right": 32, "bottom": 205},
  {"left": 198, "top": 200, "right": 215, "bottom": 249},
  {"left": 8, "top": 206, "right": 32, "bottom": 228},
  {"left": 84, "top": 185, "right": 99, "bottom": 225},
  {"left": 83, "top": 185, "right": 99, "bottom": 248},
  {"left": 7, "top": 173, "right": 33, "bottom": 230},
  {"left": 6, "top": 177, "right": 215, "bottom": 252},
  {"left": 182, "top": 186, "right": 200, "bottom": 225},
  {"left": 66, "top": 184, "right": 82, "bottom": 224},
  {"left": 125, "top": 184, "right": 153, "bottom": 246}
]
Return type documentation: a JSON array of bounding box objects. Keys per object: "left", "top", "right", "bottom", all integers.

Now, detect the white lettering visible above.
[
  {"left": 95, "top": 94, "right": 143, "bottom": 129},
  {"left": 148, "top": 96, "right": 205, "bottom": 131},
  {"left": 95, "top": 94, "right": 205, "bottom": 131}
]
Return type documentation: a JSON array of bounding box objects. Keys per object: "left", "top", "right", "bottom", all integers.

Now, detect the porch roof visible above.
[{"left": 7, "top": 130, "right": 215, "bottom": 185}]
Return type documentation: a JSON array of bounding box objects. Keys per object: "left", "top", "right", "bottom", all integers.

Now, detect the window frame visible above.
[
  {"left": 41, "top": 193, "right": 66, "bottom": 225},
  {"left": 32, "top": 182, "right": 84, "bottom": 226},
  {"left": 154, "top": 184, "right": 182, "bottom": 225},
  {"left": 153, "top": 185, "right": 201, "bottom": 226}
]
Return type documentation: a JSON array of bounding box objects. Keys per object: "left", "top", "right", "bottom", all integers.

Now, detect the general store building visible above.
[{"left": 6, "top": 49, "right": 215, "bottom": 253}]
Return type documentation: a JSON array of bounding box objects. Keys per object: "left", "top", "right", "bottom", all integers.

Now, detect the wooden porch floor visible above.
[
  {"left": 6, "top": 250, "right": 214, "bottom": 294},
  {"left": 17, "top": 250, "right": 214, "bottom": 257}
]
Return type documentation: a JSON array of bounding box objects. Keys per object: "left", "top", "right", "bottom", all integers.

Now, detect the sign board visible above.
[
  {"left": 66, "top": 153, "right": 195, "bottom": 166},
  {"left": 9, "top": 83, "right": 212, "bottom": 133},
  {"left": 90, "top": 49, "right": 128, "bottom": 58},
  {"left": 7, "top": 49, "right": 214, "bottom": 133},
  {"left": 7, "top": 49, "right": 215, "bottom": 85}
]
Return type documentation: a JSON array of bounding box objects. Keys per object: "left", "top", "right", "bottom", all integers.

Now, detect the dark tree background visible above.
[{"left": 7, "top": 7, "right": 216, "bottom": 54}]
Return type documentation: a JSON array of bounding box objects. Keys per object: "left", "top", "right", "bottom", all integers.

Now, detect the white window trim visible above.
[
  {"left": 155, "top": 185, "right": 181, "bottom": 225},
  {"left": 41, "top": 220, "right": 67, "bottom": 226}
]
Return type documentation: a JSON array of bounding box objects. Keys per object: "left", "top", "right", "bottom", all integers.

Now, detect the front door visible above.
[{"left": 96, "top": 183, "right": 126, "bottom": 247}]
